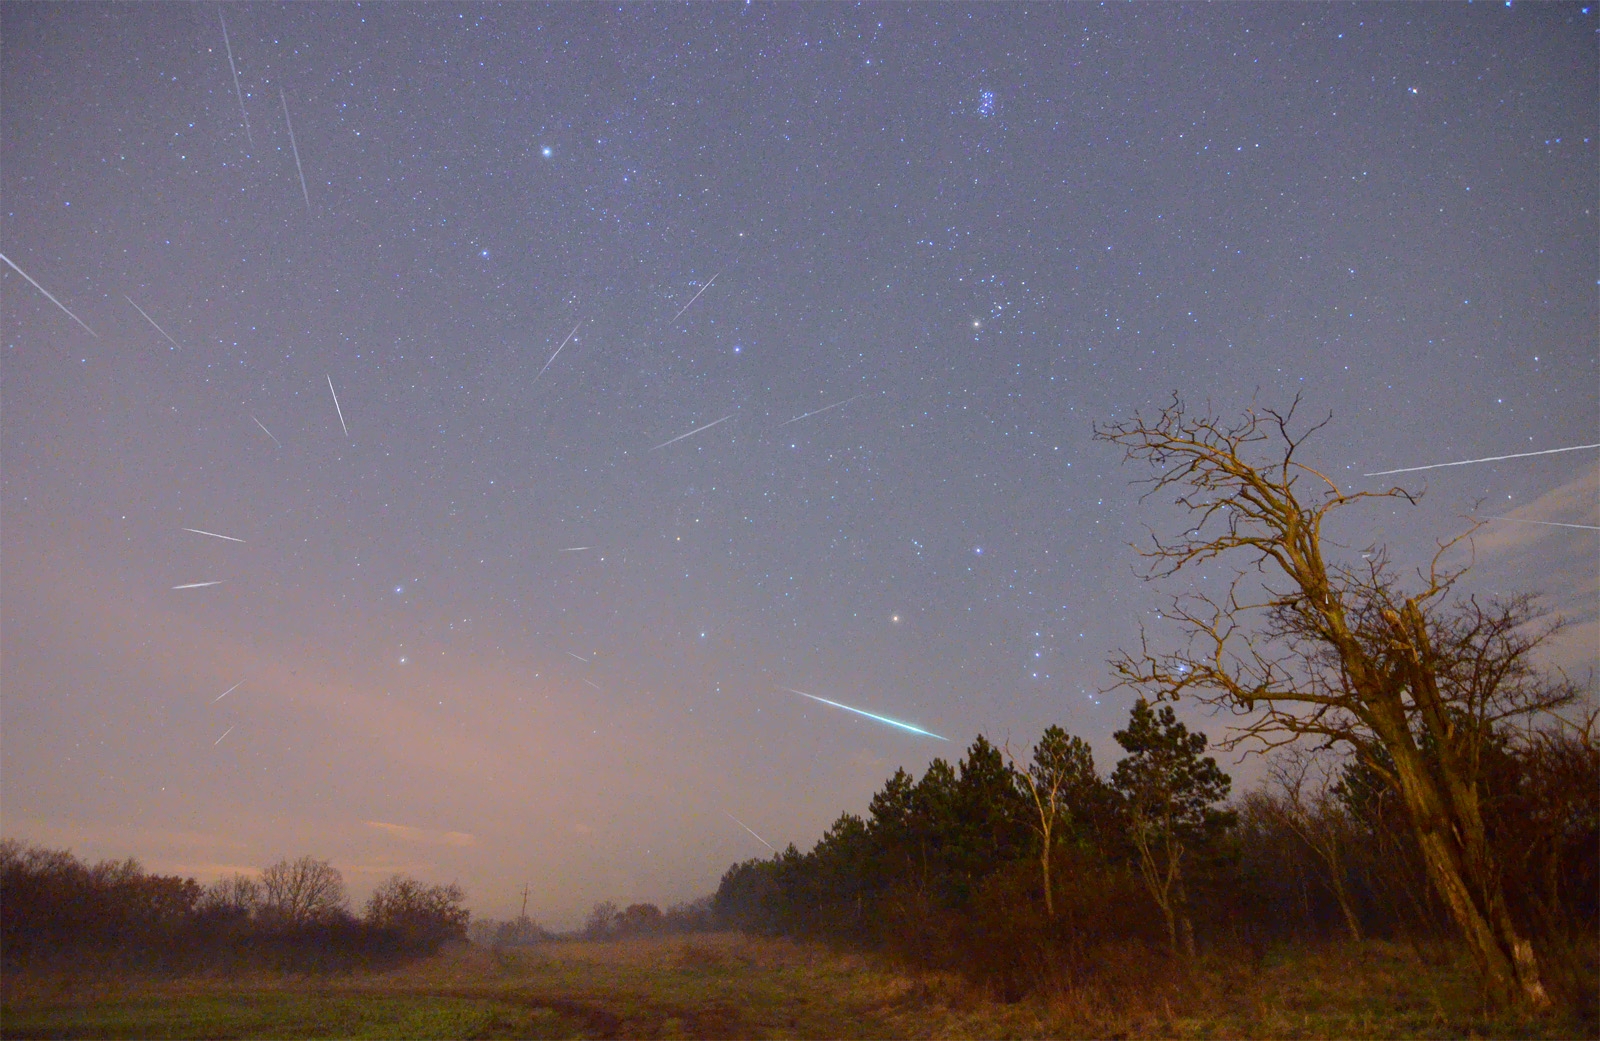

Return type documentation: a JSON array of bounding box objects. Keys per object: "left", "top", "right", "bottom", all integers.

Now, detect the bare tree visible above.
[
  {"left": 366, "top": 875, "right": 469, "bottom": 948},
  {"left": 1260, "top": 747, "right": 1363, "bottom": 942},
  {"left": 201, "top": 873, "right": 262, "bottom": 919},
  {"left": 259, "top": 856, "right": 347, "bottom": 926},
  {"left": 1095, "top": 396, "right": 1574, "bottom": 1007}
]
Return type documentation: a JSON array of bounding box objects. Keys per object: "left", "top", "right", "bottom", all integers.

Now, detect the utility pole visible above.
[{"left": 520, "top": 883, "right": 530, "bottom": 920}]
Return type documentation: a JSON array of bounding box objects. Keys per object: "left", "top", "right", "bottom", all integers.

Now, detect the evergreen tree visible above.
[{"left": 1111, "top": 698, "right": 1233, "bottom": 956}]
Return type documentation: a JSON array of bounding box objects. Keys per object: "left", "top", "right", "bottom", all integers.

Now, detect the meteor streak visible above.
[
  {"left": 280, "top": 86, "right": 310, "bottom": 210},
  {"left": 786, "top": 688, "right": 948, "bottom": 741},
  {"left": 183, "top": 527, "right": 245, "bottom": 543},
  {"left": 1484, "top": 516, "right": 1600, "bottom": 532},
  {"left": 0, "top": 252, "right": 97, "bottom": 337},
  {"left": 560, "top": 546, "right": 592, "bottom": 552},
  {"left": 218, "top": 8, "right": 252, "bottom": 145},
  {"left": 1364, "top": 443, "right": 1600, "bottom": 477},
  {"left": 649, "top": 414, "right": 733, "bottom": 452},
  {"left": 326, "top": 375, "right": 349, "bottom": 436},
  {"left": 722, "top": 811, "right": 775, "bottom": 851},
  {"left": 530, "top": 322, "right": 581, "bottom": 388},
  {"left": 566, "top": 652, "right": 591, "bottom": 663},
  {"left": 251, "top": 415, "right": 281, "bottom": 447},
  {"left": 172, "top": 581, "right": 224, "bottom": 590},
  {"left": 124, "top": 295, "right": 183, "bottom": 349},
  {"left": 214, "top": 725, "right": 235, "bottom": 746},
  {"left": 214, "top": 681, "right": 243, "bottom": 702},
  {"left": 669, "top": 272, "right": 718, "bottom": 323},
  {"left": 776, "top": 393, "right": 868, "bottom": 428}
]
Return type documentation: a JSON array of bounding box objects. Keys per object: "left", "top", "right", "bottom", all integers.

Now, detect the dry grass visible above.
[{"left": 3, "top": 932, "right": 1594, "bottom": 1039}]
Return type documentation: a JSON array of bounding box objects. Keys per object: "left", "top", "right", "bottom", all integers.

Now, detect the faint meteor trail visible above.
[
  {"left": 776, "top": 393, "right": 868, "bottom": 428},
  {"left": 1364, "top": 443, "right": 1600, "bottom": 477},
  {"left": 566, "top": 652, "right": 591, "bottom": 663},
  {"left": 183, "top": 527, "right": 245, "bottom": 543},
  {"left": 172, "top": 580, "right": 224, "bottom": 590},
  {"left": 530, "top": 322, "right": 581, "bottom": 388},
  {"left": 251, "top": 415, "right": 281, "bottom": 447},
  {"left": 560, "top": 546, "right": 592, "bottom": 552},
  {"left": 123, "top": 295, "right": 184, "bottom": 349},
  {"left": 649, "top": 414, "right": 734, "bottom": 452},
  {"left": 218, "top": 8, "right": 252, "bottom": 146},
  {"left": 280, "top": 86, "right": 310, "bottom": 210},
  {"left": 326, "top": 375, "right": 349, "bottom": 436},
  {"left": 723, "top": 810, "right": 775, "bottom": 852},
  {"left": 214, "top": 681, "right": 243, "bottom": 702},
  {"left": 214, "top": 726, "right": 235, "bottom": 746},
  {"left": 1484, "top": 516, "right": 1600, "bottom": 532},
  {"left": 669, "top": 272, "right": 718, "bottom": 322},
  {"left": 785, "top": 688, "right": 948, "bottom": 741},
  {"left": 0, "top": 252, "right": 98, "bottom": 337},
  {"left": 583, "top": 679, "right": 603, "bottom": 691}
]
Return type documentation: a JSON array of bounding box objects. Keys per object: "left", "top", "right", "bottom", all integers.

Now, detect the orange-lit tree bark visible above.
[{"left": 1095, "top": 396, "right": 1572, "bottom": 1008}]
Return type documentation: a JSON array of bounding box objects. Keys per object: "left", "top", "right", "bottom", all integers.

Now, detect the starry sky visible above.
[{"left": 3, "top": 3, "right": 1595, "bottom": 929}]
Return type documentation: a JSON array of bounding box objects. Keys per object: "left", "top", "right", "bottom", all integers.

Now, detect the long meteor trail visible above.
[
  {"left": 776, "top": 393, "right": 868, "bottom": 428},
  {"left": 172, "top": 580, "right": 224, "bottom": 590},
  {"left": 786, "top": 688, "right": 948, "bottom": 741},
  {"left": 214, "top": 681, "right": 243, "bottom": 702},
  {"left": 649, "top": 414, "right": 733, "bottom": 452},
  {"left": 0, "top": 252, "right": 97, "bottom": 337},
  {"left": 531, "top": 322, "right": 582, "bottom": 388},
  {"left": 722, "top": 811, "right": 775, "bottom": 852},
  {"left": 1484, "top": 515, "right": 1600, "bottom": 532},
  {"left": 218, "top": 7, "right": 252, "bottom": 145},
  {"left": 183, "top": 527, "right": 245, "bottom": 543},
  {"left": 1365, "top": 443, "right": 1600, "bottom": 477},
  {"left": 124, "top": 296, "right": 184, "bottom": 349},
  {"left": 280, "top": 86, "right": 311, "bottom": 210},
  {"left": 326, "top": 375, "right": 349, "bottom": 437},
  {"left": 669, "top": 272, "right": 718, "bottom": 323}
]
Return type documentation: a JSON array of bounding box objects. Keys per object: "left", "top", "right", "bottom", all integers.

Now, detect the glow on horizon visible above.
[{"left": 785, "top": 688, "right": 948, "bottom": 741}]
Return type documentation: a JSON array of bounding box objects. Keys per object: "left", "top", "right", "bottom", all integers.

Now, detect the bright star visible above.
[{"left": 541, "top": 145, "right": 553, "bottom": 158}]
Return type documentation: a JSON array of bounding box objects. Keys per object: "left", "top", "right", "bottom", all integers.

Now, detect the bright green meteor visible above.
[{"left": 786, "top": 688, "right": 948, "bottom": 741}]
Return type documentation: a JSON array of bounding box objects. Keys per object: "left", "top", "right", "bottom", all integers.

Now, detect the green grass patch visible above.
[
  {"left": 2, "top": 933, "right": 1593, "bottom": 1039},
  {"left": 0, "top": 993, "right": 583, "bottom": 1040}
]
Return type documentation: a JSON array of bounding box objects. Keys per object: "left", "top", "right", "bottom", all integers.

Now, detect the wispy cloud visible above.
[
  {"left": 365, "top": 820, "right": 476, "bottom": 847},
  {"left": 1472, "top": 470, "right": 1599, "bottom": 559}
]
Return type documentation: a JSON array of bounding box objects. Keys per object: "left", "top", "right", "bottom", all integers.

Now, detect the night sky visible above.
[{"left": 3, "top": 3, "right": 1594, "bottom": 928}]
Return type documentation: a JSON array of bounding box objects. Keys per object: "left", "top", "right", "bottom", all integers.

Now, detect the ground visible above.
[{"left": 2, "top": 932, "right": 1593, "bottom": 1039}]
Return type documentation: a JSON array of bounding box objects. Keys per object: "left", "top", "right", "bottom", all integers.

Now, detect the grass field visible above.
[{"left": 3, "top": 932, "right": 1594, "bottom": 1039}]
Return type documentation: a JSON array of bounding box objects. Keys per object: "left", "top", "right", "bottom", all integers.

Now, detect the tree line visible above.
[
  {"left": 0, "top": 844, "right": 469, "bottom": 973},
  {"left": 716, "top": 399, "right": 1597, "bottom": 1009}
]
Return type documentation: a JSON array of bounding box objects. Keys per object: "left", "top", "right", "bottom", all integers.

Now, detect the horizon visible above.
[{"left": 3, "top": 3, "right": 1593, "bottom": 933}]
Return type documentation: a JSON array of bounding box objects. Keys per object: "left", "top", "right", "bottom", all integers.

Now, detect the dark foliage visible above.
[
  {"left": 0, "top": 842, "right": 468, "bottom": 974},
  {"left": 712, "top": 702, "right": 1598, "bottom": 999}
]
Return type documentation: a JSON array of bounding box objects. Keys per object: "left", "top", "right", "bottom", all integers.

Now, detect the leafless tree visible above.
[
  {"left": 201, "top": 873, "right": 262, "bottom": 919},
  {"left": 1095, "top": 395, "right": 1575, "bottom": 1007},
  {"left": 1259, "top": 747, "right": 1363, "bottom": 941},
  {"left": 365, "top": 875, "right": 469, "bottom": 947},
  {"left": 259, "top": 856, "right": 347, "bottom": 926}
]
